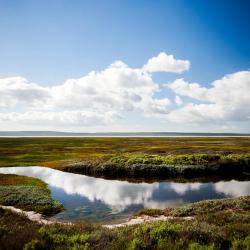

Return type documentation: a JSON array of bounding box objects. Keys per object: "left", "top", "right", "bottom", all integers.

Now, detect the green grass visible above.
[
  {"left": 0, "top": 208, "right": 41, "bottom": 250},
  {"left": 111, "top": 153, "right": 249, "bottom": 166},
  {"left": 0, "top": 137, "right": 249, "bottom": 167},
  {"left": 0, "top": 174, "right": 47, "bottom": 187},
  {"left": 58, "top": 153, "right": 250, "bottom": 180},
  {"left": 0, "top": 196, "right": 249, "bottom": 250},
  {"left": 136, "top": 196, "right": 250, "bottom": 217},
  {"left": 1, "top": 137, "right": 249, "bottom": 179},
  {"left": 0, "top": 174, "right": 63, "bottom": 215}
]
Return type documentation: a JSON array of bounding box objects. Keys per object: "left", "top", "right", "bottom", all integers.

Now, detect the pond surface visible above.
[{"left": 0, "top": 167, "right": 249, "bottom": 223}]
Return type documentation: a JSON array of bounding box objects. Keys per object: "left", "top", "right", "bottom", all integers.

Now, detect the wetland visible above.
[{"left": 0, "top": 137, "right": 250, "bottom": 249}]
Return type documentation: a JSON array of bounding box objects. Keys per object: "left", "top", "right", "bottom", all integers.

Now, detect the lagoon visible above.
[{"left": 0, "top": 166, "right": 249, "bottom": 223}]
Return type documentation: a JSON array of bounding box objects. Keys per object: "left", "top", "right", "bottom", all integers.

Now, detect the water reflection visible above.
[{"left": 0, "top": 167, "right": 249, "bottom": 222}]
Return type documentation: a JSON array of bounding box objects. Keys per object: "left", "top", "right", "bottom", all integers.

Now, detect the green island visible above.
[
  {"left": 0, "top": 137, "right": 250, "bottom": 249},
  {"left": 0, "top": 174, "right": 63, "bottom": 215}
]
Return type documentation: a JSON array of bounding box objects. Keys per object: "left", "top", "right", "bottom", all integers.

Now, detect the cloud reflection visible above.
[{"left": 0, "top": 167, "right": 249, "bottom": 212}]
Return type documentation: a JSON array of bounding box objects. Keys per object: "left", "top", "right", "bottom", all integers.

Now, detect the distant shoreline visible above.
[
  {"left": 0, "top": 131, "right": 250, "bottom": 138},
  {"left": 1, "top": 135, "right": 250, "bottom": 138}
]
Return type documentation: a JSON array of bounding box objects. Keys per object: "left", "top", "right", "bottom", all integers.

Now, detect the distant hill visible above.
[{"left": 0, "top": 131, "right": 249, "bottom": 137}]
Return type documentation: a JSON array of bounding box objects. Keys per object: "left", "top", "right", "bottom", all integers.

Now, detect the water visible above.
[{"left": 0, "top": 166, "right": 249, "bottom": 223}]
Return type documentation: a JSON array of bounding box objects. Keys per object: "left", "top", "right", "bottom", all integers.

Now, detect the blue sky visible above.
[{"left": 0, "top": 0, "right": 249, "bottom": 132}]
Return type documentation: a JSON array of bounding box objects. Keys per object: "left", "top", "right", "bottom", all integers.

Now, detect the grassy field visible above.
[
  {"left": 0, "top": 174, "right": 63, "bottom": 215},
  {"left": 0, "top": 137, "right": 249, "bottom": 179},
  {"left": 0, "top": 196, "right": 249, "bottom": 250},
  {"left": 1, "top": 137, "right": 250, "bottom": 166}
]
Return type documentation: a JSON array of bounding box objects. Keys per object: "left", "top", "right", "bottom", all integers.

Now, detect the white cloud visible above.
[
  {"left": 0, "top": 77, "right": 49, "bottom": 108},
  {"left": 167, "top": 103, "right": 226, "bottom": 124},
  {"left": 0, "top": 54, "right": 173, "bottom": 129},
  {"left": 143, "top": 52, "right": 190, "bottom": 73},
  {"left": 48, "top": 61, "right": 162, "bottom": 113},
  {"left": 0, "top": 52, "right": 249, "bottom": 132},
  {"left": 0, "top": 111, "right": 118, "bottom": 127},
  {"left": 167, "top": 71, "right": 250, "bottom": 123},
  {"left": 168, "top": 79, "right": 208, "bottom": 101}
]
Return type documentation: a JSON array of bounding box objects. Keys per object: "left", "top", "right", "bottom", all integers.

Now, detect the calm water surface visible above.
[{"left": 0, "top": 167, "right": 249, "bottom": 223}]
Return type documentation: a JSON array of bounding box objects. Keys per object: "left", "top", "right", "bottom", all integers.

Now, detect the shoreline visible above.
[
  {"left": 2, "top": 196, "right": 249, "bottom": 227},
  {"left": 1, "top": 135, "right": 250, "bottom": 138},
  {"left": 1, "top": 205, "right": 194, "bottom": 228},
  {"left": 0, "top": 205, "right": 56, "bottom": 225},
  {"left": 1, "top": 196, "right": 249, "bottom": 249}
]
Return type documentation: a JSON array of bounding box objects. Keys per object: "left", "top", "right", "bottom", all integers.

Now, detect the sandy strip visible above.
[
  {"left": 0, "top": 205, "right": 70, "bottom": 225},
  {"left": 1, "top": 205, "right": 54, "bottom": 224},
  {"left": 1, "top": 205, "right": 193, "bottom": 228},
  {"left": 103, "top": 215, "right": 193, "bottom": 228}
]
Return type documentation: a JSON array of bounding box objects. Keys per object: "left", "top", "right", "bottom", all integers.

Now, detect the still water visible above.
[{"left": 0, "top": 167, "right": 249, "bottom": 223}]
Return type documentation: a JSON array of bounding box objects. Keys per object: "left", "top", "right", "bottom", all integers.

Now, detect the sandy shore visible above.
[
  {"left": 103, "top": 215, "right": 193, "bottom": 228},
  {"left": 1, "top": 205, "right": 193, "bottom": 228},
  {"left": 1, "top": 205, "right": 56, "bottom": 224}
]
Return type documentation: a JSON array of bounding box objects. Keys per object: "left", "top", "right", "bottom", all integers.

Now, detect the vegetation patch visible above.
[
  {"left": 0, "top": 174, "right": 63, "bottom": 215},
  {"left": 0, "top": 208, "right": 41, "bottom": 250},
  {"left": 136, "top": 196, "right": 250, "bottom": 217},
  {"left": 0, "top": 196, "right": 249, "bottom": 250},
  {"left": 60, "top": 153, "right": 250, "bottom": 180},
  {"left": 0, "top": 137, "right": 250, "bottom": 179},
  {"left": 0, "top": 174, "right": 46, "bottom": 187}
]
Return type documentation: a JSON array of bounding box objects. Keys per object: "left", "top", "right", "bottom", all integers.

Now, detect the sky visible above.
[{"left": 0, "top": 0, "right": 249, "bottom": 132}]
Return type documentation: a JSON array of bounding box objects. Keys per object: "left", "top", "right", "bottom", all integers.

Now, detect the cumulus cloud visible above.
[
  {"left": 143, "top": 52, "right": 190, "bottom": 73},
  {"left": 167, "top": 71, "right": 250, "bottom": 123},
  {"left": 168, "top": 79, "right": 208, "bottom": 101},
  {"left": 0, "top": 111, "right": 118, "bottom": 127},
  {"left": 0, "top": 52, "right": 249, "bottom": 131},
  {"left": 0, "top": 54, "right": 174, "bottom": 129},
  {"left": 48, "top": 61, "right": 162, "bottom": 113},
  {"left": 0, "top": 77, "right": 49, "bottom": 108}
]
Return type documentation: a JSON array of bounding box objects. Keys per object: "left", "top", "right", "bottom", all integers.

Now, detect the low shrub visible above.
[{"left": 0, "top": 174, "right": 64, "bottom": 215}]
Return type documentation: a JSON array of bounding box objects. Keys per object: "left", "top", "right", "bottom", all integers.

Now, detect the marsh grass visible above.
[
  {"left": 0, "top": 137, "right": 249, "bottom": 167},
  {"left": 0, "top": 174, "right": 63, "bottom": 215},
  {"left": 136, "top": 196, "right": 250, "bottom": 217},
  {"left": 60, "top": 153, "right": 250, "bottom": 180},
  {"left": 1, "top": 196, "right": 249, "bottom": 250},
  {"left": 1, "top": 137, "right": 250, "bottom": 179},
  {"left": 0, "top": 173, "right": 46, "bottom": 187},
  {"left": 0, "top": 208, "right": 41, "bottom": 250}
]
